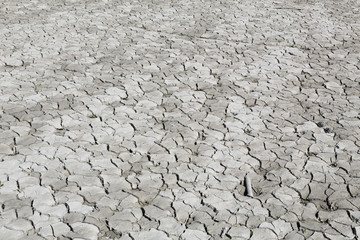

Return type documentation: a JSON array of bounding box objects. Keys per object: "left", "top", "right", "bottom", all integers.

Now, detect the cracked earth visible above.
[{"left": 1, "top": 0, "right": 360, "bottom": 239}]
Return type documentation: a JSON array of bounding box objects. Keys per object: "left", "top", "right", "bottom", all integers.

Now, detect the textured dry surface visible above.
[{"left": 1, "top": 0, "right": 360, "bottom": 239}]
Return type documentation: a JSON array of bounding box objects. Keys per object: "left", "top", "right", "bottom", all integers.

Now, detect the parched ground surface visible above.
[{"left": 0, "top": 0, "right": 360, "bottom": 239}]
